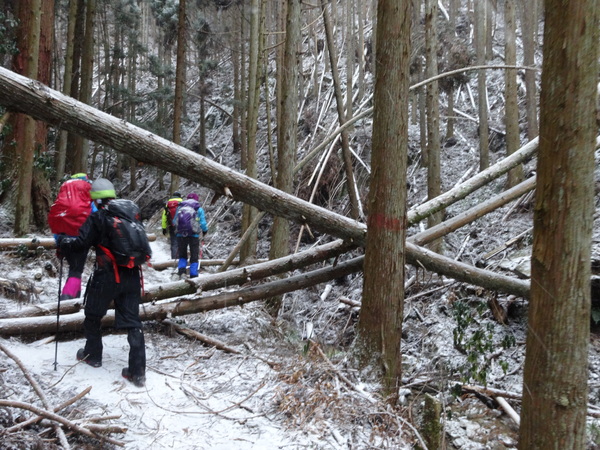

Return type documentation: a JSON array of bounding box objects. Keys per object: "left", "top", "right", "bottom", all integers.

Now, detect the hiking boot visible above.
[
  {"left": 122, "top": 368, "right": 146, "bottom": 387},
  {"left": 76, "top": 348, "right": 102, "bottom": 368}
]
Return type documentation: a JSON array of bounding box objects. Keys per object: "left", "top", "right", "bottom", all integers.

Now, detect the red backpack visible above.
[
  {"left": 48, "top": 179, "right": 92, "bottom": 236},
  {"left": 165, "top": 199, "right": 181, "bottom": 226}
]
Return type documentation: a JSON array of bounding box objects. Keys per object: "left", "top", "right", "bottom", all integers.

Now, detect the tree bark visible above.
[
  {"left": 170, "top": 0, "right": 187, "bottom": 194},
  {"left": 359, "top": 0, "right": 410, "bottom": 398},
  {"left": 77, "top": 0, "right": 96, "bottom": 174},
  {"left": 12, "top": 0, "right": 41, "bottom": 236},
  {"left": 503, "top": 0, "right": 523, "bottom": 189},
  {"left": 268, "top": 0, "right": 301, "bottom": 314},
  {"left": 519, "top": 0, "right": 539, "bottom": 140},
  {"left": 240, "top": 0, "right": 264, "bottom": 262},
  {"left": 55, "top": 0, "right": 79, "bottom": 181},
  {"left": 425, "top": 0, "right": 442, "bottom": 253},
  {"left": 518, "top": 0, "right": 599, "bottom": 447},
  {"left": 474, "top": 0, "right": 489, "bottom": 171}
]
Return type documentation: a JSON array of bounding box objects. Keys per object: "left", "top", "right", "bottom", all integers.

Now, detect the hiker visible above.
[
  {"left": 57, "top": 178, "right": 151, "bottom": 387},
  {"left": 173, "top": 192, "right": 208, "bottom": 278},
  {"left": 48, "top": 173, "right": 96, "bottom": 300},
  {"left": 161, "top": 191, "right": 183, "bottom": 259}
]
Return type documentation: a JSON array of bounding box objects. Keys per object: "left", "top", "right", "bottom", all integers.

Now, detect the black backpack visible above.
[{"left": 100, "top": 199, "right": 152, "bottom": 269}]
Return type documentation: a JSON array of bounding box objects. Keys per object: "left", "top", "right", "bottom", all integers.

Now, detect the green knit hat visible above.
[{"left": 90, "top": 178, "right": 116, "bottom": 200}]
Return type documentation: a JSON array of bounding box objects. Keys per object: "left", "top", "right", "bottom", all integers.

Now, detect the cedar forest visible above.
[{"left": 0, "top": 0, "right": 599, "bottom": 449}]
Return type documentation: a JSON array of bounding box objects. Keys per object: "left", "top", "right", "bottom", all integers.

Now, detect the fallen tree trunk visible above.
[
  {"left": 0, "top": 67, "right": 367, "bottom": 246},
  {"left": 0, "top": 234, "right": 156, "bottom": 251},
  {"left": 0, "top": 67, "right": 552, "bottom": 304},
  {"left": 150, "top": 258, "right": 261, "bottom": 271},
  {"left": 0, "top": 239, "right": 355, "bottom": 320},
  {"left": 410, "top": 176, "right": 536, "bottom": 246},
  {"left": 0, "top": 237, "right": 56, "bottom": 250},
  {"left": 0, "top": 244, "right": 531, "bottom": 335},
  {"left": 407, "top": 139, "right": 539, "bottom": 225},
  {"left": 0, "top": 256, "right": 363, "bottom": 335}
]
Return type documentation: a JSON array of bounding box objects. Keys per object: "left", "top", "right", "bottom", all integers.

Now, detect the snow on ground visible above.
[
  {"left": 0, "top": 236, "right": 413, "bottom": 450},
  {"left": 0, "top": 239, "right": 339, "bottom": 449}
]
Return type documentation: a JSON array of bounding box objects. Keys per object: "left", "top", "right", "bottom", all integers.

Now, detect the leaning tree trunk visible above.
[
  {"left": 0, "top": 66, "right": 547, "bottom": 304},
  {"left": 321, "top": 0, "right": 361, "bottom": 219}
]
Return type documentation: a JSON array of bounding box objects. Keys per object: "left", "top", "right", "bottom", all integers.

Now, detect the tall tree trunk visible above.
[
  {"left": 268, "top": 0, "right": 300, "bottom": 316},
  {"left": 519, "top": 0, "right": 539, "bottom": 140},
  {"left": 357, "top": 0, "right": 365, "bottom": 100},
  {"left": 425, "top": 0, "right": 442, "bottom": 253},
  {"left": 518, "top": 0, "right": 599, "bottom": 446},
  {"left": 12, "top": 0, "right": 41, "bottom": 235},
  {"left": 240, "top": 0, "right": 264, "bottom": 262},
  {"left": 321, "top": 0, "right": 361, "bottom": 219},
  {"left": 231, "top": 11, "right": 242, "bottom": 155},
  {"left": 445, "top": 0, "right": 456, "bottom": 140},
  {"left": 359, "top": 0, "right": 411, "bottom": 399},
  {"left": 171, "top": 0, "right": 187, "bottom": 194},
  {"left": 65, "top": 0, "right": 85, "bottom": 175},
  {"left": 474, "top": 0, "right": 489, "bottom": 171},
  {"left": 503, "top": 0, "right": 522, "bottom": 189},
  {"left": 31, "top": 0, "right": 54, "bottom": 229},
  {"left": 345, "top": 0, "right": 354, "bottom": 120},
  {"left": 128, "top": 46, "right": 138, "bottom": 191},
  {"left": 55, "top": 0, "right": 78, "bottom": 181},
  {"left": 76, "top": 0, "right": 95, "bottom": 174}
]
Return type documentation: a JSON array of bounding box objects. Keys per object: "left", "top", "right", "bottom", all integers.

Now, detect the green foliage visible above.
[
  {"left": 16, "top": 244, "right": 29, "bottom": 259},
  {"left": 589, "top": 422, "right": 600, "bottom": 446},
  {"left": 0, "top": 12, "right": 18, "bottom": 58},
  {"left": 148, "top": 55, "right": 175, "bottom": 80},
  {"left": 150, "top": 0, "right": 179, "bottom": 45},
  {"left": 33, "top": 150, "right": 55, "bottom": 180},
  {"left": 592, "top": 307, "right": 600, "bottom": 325},
  {"left": 451, "top": 299, "right": 515, "bottom": 385}
]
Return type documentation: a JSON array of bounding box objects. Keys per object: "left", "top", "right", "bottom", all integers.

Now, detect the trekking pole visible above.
[
  {"left": 53, "top": 257, "right": 64, "bottom": 371},
  {"left": 199, "top": 239, "right": 204, "bottom": 271}
]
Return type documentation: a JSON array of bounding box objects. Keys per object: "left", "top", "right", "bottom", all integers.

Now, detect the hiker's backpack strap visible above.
[{"left": 98, "top": 244, "right": 121, "bottom": 283}]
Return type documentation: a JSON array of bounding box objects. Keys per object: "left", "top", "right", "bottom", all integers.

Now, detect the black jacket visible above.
[{"left": 59, "top": 207, "right": 116, "bottom": 270}]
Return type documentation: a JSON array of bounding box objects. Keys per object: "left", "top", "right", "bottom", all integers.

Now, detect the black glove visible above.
[
  {"left": 162, "top": 228, "right": 167, "bottom": 236},
  {"left": 55, "top": 234, "right": 66, "bottom": 259},
  {"left": 202, "top": 231, "right": 207, "bottom": 237},
  {"left": 58, "top": 236, "right": 75, "bottom": 252}
]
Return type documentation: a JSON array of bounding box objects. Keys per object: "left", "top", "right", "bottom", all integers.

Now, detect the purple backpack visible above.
[{"left": 174, "top": 199, "right": 201, "bottom": 236}]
